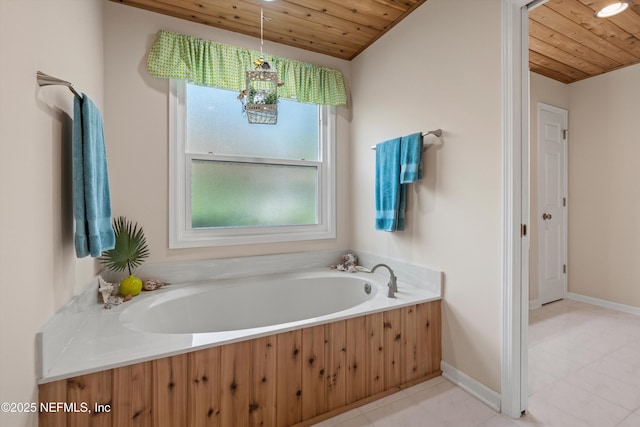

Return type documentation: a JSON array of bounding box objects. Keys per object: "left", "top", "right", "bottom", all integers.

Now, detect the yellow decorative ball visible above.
[{"left": 120, "top": 275, "right": 143, "bottom": 297}]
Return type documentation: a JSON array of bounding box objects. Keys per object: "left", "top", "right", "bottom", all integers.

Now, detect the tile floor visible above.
[{"left": 314, "top": 299, "right": 640, "bottom": 427}]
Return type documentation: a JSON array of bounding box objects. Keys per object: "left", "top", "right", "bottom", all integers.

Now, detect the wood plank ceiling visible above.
[
  {"left": 111, "top": 0, "right": 428, "bottom": 61},
  {"left": 530, "top": 0, "right": 640, "bottom": 83},
  {"left": 112, "top": 0, "right": 640, "bottom": 84}
]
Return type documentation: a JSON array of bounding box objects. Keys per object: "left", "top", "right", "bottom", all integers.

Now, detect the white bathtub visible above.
[
  {"left": 120, "top": 271, "right": 378, "bottom": 334},
  {"left": 38, "top": 258, "right": 441, "bottom": 384}
]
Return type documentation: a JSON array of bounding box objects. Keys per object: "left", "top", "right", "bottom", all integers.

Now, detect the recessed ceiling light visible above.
[{"left": 594, "top": 1, "right": 630, "bottom": 18}]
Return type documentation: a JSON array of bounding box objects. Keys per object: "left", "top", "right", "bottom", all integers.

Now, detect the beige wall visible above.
[
  {"left": 103, "top": 2, "right": 352, "bottom": 264},
  {"left": 529, "top": 73, "right": 570, "bottom": 302},
  {"left": 0, "top": 1, "right": 104, "bottom": 426},
  {"left": 350, "top": 0, "right": 503, "bottom": 392},
  {"left": 567, "top": 64, "right": 640, "bottom": 307}
]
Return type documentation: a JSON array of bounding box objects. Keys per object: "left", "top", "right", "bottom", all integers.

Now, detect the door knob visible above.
[{"left": 542, "top": 213, "right": 552, "bottom": 220}]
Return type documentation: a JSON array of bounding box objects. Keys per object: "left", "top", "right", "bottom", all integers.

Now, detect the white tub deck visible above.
[{"left": 37, "top": 252, "right": 442, "bottom": 384}]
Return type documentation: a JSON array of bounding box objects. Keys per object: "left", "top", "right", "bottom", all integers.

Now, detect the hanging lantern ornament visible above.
[{"left": 240, "top": 6, "right": 279, "bottom": 125}]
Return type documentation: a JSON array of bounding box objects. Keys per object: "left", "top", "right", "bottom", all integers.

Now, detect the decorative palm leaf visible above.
[{"left": 100, "top": 216, "right": 150, "bottom": 276}]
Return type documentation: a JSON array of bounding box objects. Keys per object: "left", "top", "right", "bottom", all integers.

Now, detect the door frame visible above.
[
  {"left": 537, "top": 102, "right": 568, "bottom": 305},
  {"left": 501, "top": 0, "right": 532, "bottom": 418}
]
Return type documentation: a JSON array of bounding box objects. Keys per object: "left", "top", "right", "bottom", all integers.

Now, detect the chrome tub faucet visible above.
[{"left": 370, "top": 264, "right": 397, "bottom": 298}]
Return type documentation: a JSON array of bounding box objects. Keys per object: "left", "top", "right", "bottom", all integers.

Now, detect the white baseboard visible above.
[
  {"left": 529, "top": 299, "right": 542, "bottom": 310},
  {"left": 568, "top": 293, "right": 640, "bottom": 316},
  {"left": 440, "top": 361, "right": 501, "bottom": 412}
]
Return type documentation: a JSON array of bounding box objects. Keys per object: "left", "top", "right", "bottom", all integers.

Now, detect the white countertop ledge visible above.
[{"left": 37, "top": 250, "right": 442, "bottom": 384}]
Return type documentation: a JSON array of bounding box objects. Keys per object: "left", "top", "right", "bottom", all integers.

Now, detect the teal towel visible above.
[
  {"left": 73, "top": 95, "right": 115, "bottom": 258},
  {"left": 375, "top": 138, "right": 403, "bottom": 231},
  {"left": 400, "top": 132, "right": 424, "bottom": 183},
  {"left": 375, "top": 133, "right": 424, "bottom": 232}
]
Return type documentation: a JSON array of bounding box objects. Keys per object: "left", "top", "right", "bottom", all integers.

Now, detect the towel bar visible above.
[
  {"left": 36, "top": 71, "right": 82, "bottom": 98},
  {"left": 370, "top": 129, "right": 442, "bottom": 150}
]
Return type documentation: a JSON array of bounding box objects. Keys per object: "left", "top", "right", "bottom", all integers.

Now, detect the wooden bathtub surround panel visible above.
[
  {"left": 69, "top": 370, "right": 113, "bottom": 427},
  {"left": 366, "top": 311, "right": 385, "bottom": 396},
  {"left": 424, "top": 300, "right": 441, "bottom": 375},
  {"left": 220, "top": 341, "right": 251, "bottom": 427},
  {"left": 189, "top": 347, "right": 221, "bottom": 426},
  {"left": 301, "top": 325, "right": 328, "bottom": 417},
  {"left": 276, "top": 330, "right": 303, "bottom": 426},
  {"left": 250, "top": 336, "right": 276, "bottom": 427},
  {"left": 325, "top": 320, "right": 347, "bottom": 410},
  {"left": 38, "top": 380, "right": 67, "bottom": 427},
  {"left": 345, "top": 316, "right": 367, "bottom": 404},
  {"left": 113, "top": 362, "right": 152, "bottom": 427},
  {"left": 383, "top": 309, "right": 403, "bottom": 389},
  {"left": 152, "top": 353, "right": 188, "bottom": 427},
  {"left": 38, "top": 301, "right": 441, "bottom": 427},
  {"left": 402, "top": 305, "right": 419, "bottom": 383},
  {"left": 416, "top": 302, "right": 433, "bottom": 378}
]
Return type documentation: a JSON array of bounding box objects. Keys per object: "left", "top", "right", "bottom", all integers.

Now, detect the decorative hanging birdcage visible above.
[
  {"left": 244, "top": 68, "right": 278, "bottom": 125},
  {"left": 237, "top": 6, "right": 280, "bottom": 125}
]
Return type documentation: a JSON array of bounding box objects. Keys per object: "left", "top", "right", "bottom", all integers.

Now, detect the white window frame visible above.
[{"left": 169, "top": 79, "right": 337, "bottom": 248}]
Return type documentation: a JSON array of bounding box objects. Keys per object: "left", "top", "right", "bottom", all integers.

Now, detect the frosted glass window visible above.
[
  {"left": 191, "top": 160, "right": 317, "bottom": 228},
  {"left": 169, "top": 79, "right": 336, "bottom": 248},
  {"left": 186, "top": 84, "right": 318, "bottom": 161}
]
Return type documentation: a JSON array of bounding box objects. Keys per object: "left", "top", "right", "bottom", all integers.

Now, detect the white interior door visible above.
[{"left": 537, "top": 103, "right": 568, "bottom": 305}]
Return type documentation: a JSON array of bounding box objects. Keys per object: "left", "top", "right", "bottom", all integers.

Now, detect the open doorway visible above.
[
  {"left": 501, "top": 1, "right": 572, "bottom": 418},
  {"left": 504, "top": 0, "right": 640, "bottom": 420}
]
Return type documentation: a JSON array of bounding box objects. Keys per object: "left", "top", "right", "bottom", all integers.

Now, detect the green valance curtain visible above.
[{"left": 147, "top": 30, "right": 348, "bottom": 106}]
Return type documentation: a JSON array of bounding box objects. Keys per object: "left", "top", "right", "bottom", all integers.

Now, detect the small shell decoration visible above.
[{"left": 143, "top": 279, "right": 168, "bottom": 291}]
